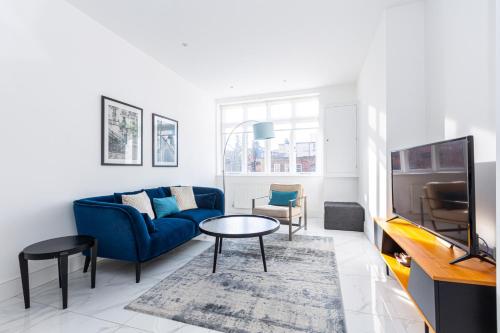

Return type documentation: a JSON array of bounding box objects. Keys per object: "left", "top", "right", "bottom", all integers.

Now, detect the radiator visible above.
[{"left": 232, "top": 183, "right": 270, "bottom": 209}]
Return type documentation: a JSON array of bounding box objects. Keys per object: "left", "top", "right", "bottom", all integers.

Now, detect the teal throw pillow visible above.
[
  {"left": 153, "top": 196, "right": 180, "bottom": 218},
  {"left": 269, "top": 191, "right": 298, "bottom": 207}
]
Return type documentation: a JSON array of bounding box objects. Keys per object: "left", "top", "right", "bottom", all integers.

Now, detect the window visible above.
[
  {"left": 407, "top": 146, "right": 432, "bottom": 170},
  {"left": 220, "top": 96, "right": 320, "bottom": 175}
]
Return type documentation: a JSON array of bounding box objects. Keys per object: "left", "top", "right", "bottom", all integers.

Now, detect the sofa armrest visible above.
[
  {"left": 193, "top": 187, "right": 225, "bottom": 214},
  {"left": 73, "top": 200, "right": 150, "bottom": 262}
]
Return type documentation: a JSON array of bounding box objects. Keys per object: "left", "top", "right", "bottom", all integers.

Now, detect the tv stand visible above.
[
  {"left": 374, "top": 217, "right": 496, "bottom": 333},
  {"left": 450, "top": 252, "right": 496, "bottom": 266}
]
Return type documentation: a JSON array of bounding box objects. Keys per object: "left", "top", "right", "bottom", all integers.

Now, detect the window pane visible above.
[
  {"left": 270, "top": 102, "right": 292, "bottom": 119},
  {"left": 391, "top": 151, "right": 401, "bottom": 171},
  {"left": 437, "top": 140, "right": 466, "bottom": 169},
  {"left": 222, "top": 106, "right": 244, "bottom": 123},
  {"left": 223, "top": 133, "right": 243, "bottom": 172},
  {"left": 407, "top": 146, "right": 432, "bottom": 170},
  {"left": 295, "top": 99, "right": 319, "bottom": 118},
  {"left": 295, "top": 121, "right": 320, "bottom": 129},
  {"left": 295, "top": 129, "right": 317, "bottom": 172},
  {"left": 273, "top": 122, "right": 293, "bottom": 130},
  {"left": 271, "top": 131, "right": 290, "bottom": 172},
  {"left": 247, "top": 133, "right": 265, "bottom": 172},
  {"left": 246, "top": 104, "right": 267, "bottom": 121}
]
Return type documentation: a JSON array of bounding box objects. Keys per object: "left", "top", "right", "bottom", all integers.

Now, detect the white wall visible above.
[
  {"left": 357, "top": 15, "right": 387, "bottom": 241},
  {"left": 358, "top": 0, "right": 496, "bottom": 249},
  {"left": 424, "top": 0, "right": 496, "bottom": 248},
  {"left": 0, "top": 0, "right": 215, "bottom": 301},
  {"left": 216, "top": 84, "right": 358, "bottom": 217}
]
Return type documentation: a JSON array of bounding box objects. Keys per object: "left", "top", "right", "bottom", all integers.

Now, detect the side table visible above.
[{"left": 18, "top": 235, "right": 97, "bottom": 309}]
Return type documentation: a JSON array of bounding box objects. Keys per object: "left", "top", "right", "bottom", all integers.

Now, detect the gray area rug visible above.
[{"left": 126, "top": 233, "right": 346, "bottom": 333}]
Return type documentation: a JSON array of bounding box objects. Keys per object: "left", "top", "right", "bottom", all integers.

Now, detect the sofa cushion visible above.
[
  {"left": 144, "top": 187, "right": 167, "bottom": 201},
  {"left": 148, "top": 218, "right": 197, "bottom": 259},
  {"left": 170, "top": 186, "right": 198, "bottom": 211},
  {"left": 195, "top": 193, "right": 217, "bottom": 209},
  {"left": 171, "top": 209, "right": 223, "bottom": 223},
  {"left": 153, "top": 197, "right": 180, "bottom": 218},
  {"left": 114, "top": 190, "right": 142, "bottom": 204},
  {"left": 122, "top": 191, "right": 155, "bottom": 219}
]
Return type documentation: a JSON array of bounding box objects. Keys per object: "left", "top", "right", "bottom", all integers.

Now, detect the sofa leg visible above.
[{"left": 135, "top": 263, "right": 141, "bottom": 283}]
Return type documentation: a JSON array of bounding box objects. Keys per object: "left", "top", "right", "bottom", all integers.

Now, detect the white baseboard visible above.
[{"left": 0, "top": 255, "right": 87, "bottom": 302}]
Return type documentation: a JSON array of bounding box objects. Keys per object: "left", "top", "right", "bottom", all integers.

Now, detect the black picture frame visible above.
[
  {"left": 152, "top": 113, "right": 179, "bottom": 167},
  {"left": 101, "top": 96, "right": 143, "bottom": 166}
]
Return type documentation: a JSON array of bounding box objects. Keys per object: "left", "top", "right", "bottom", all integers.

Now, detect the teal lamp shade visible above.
[{"left": 253, "top": 122, "right": 274, "bottom": 140}]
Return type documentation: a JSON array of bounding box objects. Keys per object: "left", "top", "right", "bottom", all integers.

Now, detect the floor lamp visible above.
[{"left": 222, "top": 121, "right": 274, "bottom": 203}]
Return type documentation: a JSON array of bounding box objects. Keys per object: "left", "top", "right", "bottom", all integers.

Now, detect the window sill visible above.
[{"left": 216, "top": 173, "right": 323, "bottom": 178}]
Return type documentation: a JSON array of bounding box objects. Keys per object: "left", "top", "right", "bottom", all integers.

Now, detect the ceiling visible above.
[{"left": 67, "top": 0, "right": 388, "bottom": 98}]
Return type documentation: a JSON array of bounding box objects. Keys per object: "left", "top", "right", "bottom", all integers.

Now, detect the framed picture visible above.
[
  {"left": 152, "top": 113, "right": 178, "bottom": 167},
  {"left": 101, "top": 96, "right": 143, "bottom": 166}
]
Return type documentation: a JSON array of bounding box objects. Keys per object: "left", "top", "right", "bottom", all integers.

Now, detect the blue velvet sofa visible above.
[{"left": 73, "top": 186, "right": 224, "bottom": 282}]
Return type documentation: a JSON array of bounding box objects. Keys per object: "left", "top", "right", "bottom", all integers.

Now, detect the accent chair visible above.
[{"left": 252, "top": 184, "right": 307, "bottom": 241}]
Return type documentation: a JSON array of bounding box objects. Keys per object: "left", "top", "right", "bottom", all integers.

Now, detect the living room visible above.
[{"left": 0, "top": 0, "right": 498, "bottom": 332}]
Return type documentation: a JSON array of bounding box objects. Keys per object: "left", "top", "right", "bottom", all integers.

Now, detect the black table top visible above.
[
  {"left": 199, "top": 215, "right": 280, "bottom": 238},
  {"left": 22, "top": 235, "right": 95, "bottom": 259}
]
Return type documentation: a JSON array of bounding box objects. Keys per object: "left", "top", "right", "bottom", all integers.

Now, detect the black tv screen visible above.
[{"left": 391, "top": 136, "right": 474, "bottom": 249}]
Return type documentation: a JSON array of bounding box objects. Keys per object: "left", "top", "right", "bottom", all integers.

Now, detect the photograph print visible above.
[
  {"left": 101, "top": 96, "right": 143, "bottom": 166},
  {"left": 152, "top": 114, "right": 178, "bottom": 167}
]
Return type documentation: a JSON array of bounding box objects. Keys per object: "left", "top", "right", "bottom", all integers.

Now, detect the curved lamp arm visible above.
[
  {"left": 222, "top": 120, "right": 274, "bottom": 203},
  {"left": 222, "top": 120, "right": 259, "bottom": 195}
]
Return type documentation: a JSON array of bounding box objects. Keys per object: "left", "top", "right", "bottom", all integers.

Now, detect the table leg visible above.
[
  {"left": 213, "top": 236, "right": 219, "bottom": 273},
  {"left": 91, "top": 240, "right": 97, "bottom": 288},
  {"left": 59, "top": 255, "right": 68, "bottom": 309},
  {"left": 83, "top": 256, "right": 90, "bottom": 273},
  {"left": 57, "top": 257, "right": 62, "bottom": 288},
  {"left": 18, "top": 252, "right": 30, "bottom": 309},
  {"left": 219, "top": 237, "right": 223, "bottom": 254},
  {"left": 259, "top": 236, "right": 267, "bottom": 272}
]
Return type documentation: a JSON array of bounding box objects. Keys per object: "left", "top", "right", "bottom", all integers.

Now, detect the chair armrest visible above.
[
  {"left": 73, "top": 200, "right": 150, "bottom": 261},
  {"left": 252, "top": 196, "right": 269, "bottom": 209},
  {"left": 289, "top": 195, "right": 307, "bottom": 205}
]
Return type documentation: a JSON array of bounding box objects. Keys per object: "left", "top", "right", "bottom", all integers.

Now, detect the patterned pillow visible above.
[
  {"left": 170, "top": 186, "right": 198, "bottom": 211},
  {"left": 122, "top": 191, "right": 155, "bottom": 219}
]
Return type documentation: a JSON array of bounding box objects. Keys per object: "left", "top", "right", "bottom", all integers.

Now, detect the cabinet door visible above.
[{"left": 324, "top": 105, "right": 357, "bottom": 176}]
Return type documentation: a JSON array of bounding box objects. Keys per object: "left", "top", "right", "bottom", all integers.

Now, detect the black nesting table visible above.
[
  {"left": 19, "top": 235, "right": 97, "bottom": 309},
  {"left": 199, "top": 215, "right": 280, "bottom": 273}
]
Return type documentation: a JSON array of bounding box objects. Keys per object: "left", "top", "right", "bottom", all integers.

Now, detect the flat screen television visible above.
[{"left": 390, "top": 136, "right": 486, "bottom": 264}]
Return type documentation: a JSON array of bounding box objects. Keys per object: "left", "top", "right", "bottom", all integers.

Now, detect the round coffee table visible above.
[
  {"left": 199, "top": 215, "right": 280, "bottom": 273},
  {"left": 19, "top": 235, "right": 97, "bottom": 309}
]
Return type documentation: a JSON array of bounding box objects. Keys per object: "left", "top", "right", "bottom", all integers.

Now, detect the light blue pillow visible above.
[
  {"left": 269, "top": 191, "right": 298, "bottom": 207},
  {"left": 153, "top": 196, "right": 180, "bottom": 218}
]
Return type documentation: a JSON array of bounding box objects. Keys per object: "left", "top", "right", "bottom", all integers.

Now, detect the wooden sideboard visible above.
[{"left": 374, "top": 217, "right": 496, "bottom": 333}]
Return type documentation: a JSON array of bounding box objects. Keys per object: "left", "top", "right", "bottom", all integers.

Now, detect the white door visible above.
[{"left": 324, "top": 105, "right": 357, "bottom": 176}]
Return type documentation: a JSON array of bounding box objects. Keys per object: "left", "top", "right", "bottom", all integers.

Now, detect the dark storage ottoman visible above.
[{"left": 324, "top": 202, "right": 365, "bottom": 231}]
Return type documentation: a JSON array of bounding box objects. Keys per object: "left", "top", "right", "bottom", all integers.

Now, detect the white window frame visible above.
[{"left": 218, "top": 95, "right": 322, "bottom": 176}]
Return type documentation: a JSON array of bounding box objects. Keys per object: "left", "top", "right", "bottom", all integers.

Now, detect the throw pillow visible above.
[
  {"left": 195, "top": 193, "right": 217, "bottom": 209},
  {"left": 141, "top": 213, "right": 156, "bottom": 233},
  {"left": 153, "top": 196, "right": 181, "bottom": 218},
  {"left": 122, "top": 191, "right": 155, "bottom": 219},
  {"left": 269, "top": 190, "right": 298, "bottom": 207},
  {"left": 114, "top": 190, "right": 142, "bottom": 204},
  {"left": 170, "top": 186, "right": 198, "bottom": 211}
]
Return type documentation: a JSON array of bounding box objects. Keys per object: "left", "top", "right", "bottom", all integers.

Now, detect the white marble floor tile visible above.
[
  {"left": 345, "top": 310, "right": 424, "bottom": 333},
  {"left": 0, "top": 217, "right": 422, "bottom": 332},
  {"left": 17, "top": 310, "right": 119, "bottom": 333}
]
